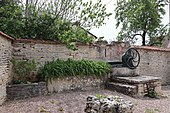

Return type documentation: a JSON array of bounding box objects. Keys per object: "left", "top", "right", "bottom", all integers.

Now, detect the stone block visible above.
[
  {"left": 111, "top": 68, "right": 139, "bottom": 77},
  {"left": 0, "top": 85, "right": 6, "bottom": 105},
  {"left": 84, "top": 95, "right": 134, "bottom": 113},
  {"left": 47, "top": 76, "right": 108, "bottom": 93},
  {"left": 7, "top": 82, "right": 47, "bottom": 100}
]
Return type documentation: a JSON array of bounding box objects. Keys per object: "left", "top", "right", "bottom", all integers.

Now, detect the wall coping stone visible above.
[
  {"left": 14, "top": 38, "right": 130, "bottom": 47},
  {"left": 0, "top": 31, "right": 14, "bottom": 41},
  {"left": 14, "top": 38, "right": 96, "bottom": 46},
  {"left": 133, "top": 46, "right": 170, "bottom": 52}
]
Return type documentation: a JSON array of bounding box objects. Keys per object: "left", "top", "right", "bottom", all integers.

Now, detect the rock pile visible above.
[{"left": 84, "top": 95, "right": 134, "bottom": 113}]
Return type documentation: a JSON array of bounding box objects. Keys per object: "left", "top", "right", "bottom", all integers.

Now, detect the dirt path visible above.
[{"left": 0, "top": 88, "right": 170, "bottom": 113}]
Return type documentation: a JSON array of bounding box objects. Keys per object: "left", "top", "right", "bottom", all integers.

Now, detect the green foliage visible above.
[
  {"left": 95, "top": 94, "right": 106, "bottom": 99},
  {"left": 38, "top": 59, "right": 111, "bottom": 81},
  {"left": 0, "top": 0, "right": 24, "bottom": 38},
  {"left": 0, "top": 0, "right": 111, "bottom": 50},
  {"left": 115, "top": 0, "right": 168, "bottom": 45},
  {"left": 145, "top": 108, "right": 160, "bottom": 113},
  {"left": 146, "top": 89, "right": 158, "bottom": 98},
  {"left": 12, "top": 59, "right": 37, "bottom": 84},
  {"left": 42, "top": 0, "right": 112, "bottom": 29},
  {"left": 57, "top": 22, "right": 94, "bottom": 50}
]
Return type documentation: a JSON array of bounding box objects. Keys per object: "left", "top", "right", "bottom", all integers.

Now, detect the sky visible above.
[{"left": 90, "top": 0, "right": 170, "bottom": 44}]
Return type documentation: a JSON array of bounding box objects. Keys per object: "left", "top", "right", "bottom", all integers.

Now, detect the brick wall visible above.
[{"left": 0, "top": 33, "right": 12, "bottom": 105}]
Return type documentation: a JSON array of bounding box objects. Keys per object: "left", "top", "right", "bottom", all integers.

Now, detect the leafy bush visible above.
[
  {"left": 12, "top": 59, "right": 37, "bottom": 84},
  {"left": 38, "top": 59, "right": 111, "bottom": 81}
]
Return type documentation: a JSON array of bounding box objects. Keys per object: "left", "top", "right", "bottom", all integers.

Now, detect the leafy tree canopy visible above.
[
  {"left": 115, "top": 0, "right": 168, "bottom": 46},
  {"left": 0, "top": 0, "right": 112, "bottom": 50}
]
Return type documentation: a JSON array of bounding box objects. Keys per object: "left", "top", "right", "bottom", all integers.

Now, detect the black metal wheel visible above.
[{"left": 122, "top": 48, "right": 140, "bottom": 69}]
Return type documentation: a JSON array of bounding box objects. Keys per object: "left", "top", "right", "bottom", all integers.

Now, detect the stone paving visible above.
[{"left": 0, "top": 87, "right": 170, "bottom": 113}]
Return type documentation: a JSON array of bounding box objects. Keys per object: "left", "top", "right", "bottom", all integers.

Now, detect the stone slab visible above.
[
  {"left": 115, "top": 76, "right": 161, "bottom": 84},
  {"left": 107, "top": 82, "right": 137, "bottom": 96}
]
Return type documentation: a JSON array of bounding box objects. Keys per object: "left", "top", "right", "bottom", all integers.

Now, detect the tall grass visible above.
[{"left": 38, "top": 59, "right": 111, "bottom": 81}]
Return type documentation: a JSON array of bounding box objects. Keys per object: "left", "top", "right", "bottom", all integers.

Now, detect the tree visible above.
[
  {"left": 0, "top": 0, "right": 112, "bottom": 50},
  {"left": 26, "top": 0, "right": 112, "bottom": 29},
  {"left": 115, "top": 0, "right": 168, "bottom": 46},
  {"left": 0, "top": 0, "right": 24, "bottom": 38}
]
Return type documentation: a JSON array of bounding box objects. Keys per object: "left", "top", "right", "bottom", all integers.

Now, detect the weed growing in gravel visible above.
[
  {"left": 39, "top": 106, "right": 50, "bottom": 113},
  {"left": 145, "top": 108, "right": 160, "bottom": 113},
  {"left": 59, "top": 107, "right": 64, "bottom": 112},
  {"left": 95, "top": 94, "right": 106, "bottom": 99}
]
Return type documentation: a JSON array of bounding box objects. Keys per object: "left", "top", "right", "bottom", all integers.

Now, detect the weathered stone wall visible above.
[
  {"left": 12, "top": 40, "right": 131, "bottom": 93},
  {"left": 12, "top": 39, "right": 170, "bottom": 85},
  {"left": 12, "top": 39, "right": 130, "bottom": 67},
  {"left": 135, "top": 46, "right": 170, "bottom": 85},
  {"left": 0, "top": 33, "right": 12, "bottom": 105},
  {"left": 47, "top": 75, "right": 109, "bottom": 93},
  {"left": 6, "top": 82, "right": 47, "bottom": 100}
]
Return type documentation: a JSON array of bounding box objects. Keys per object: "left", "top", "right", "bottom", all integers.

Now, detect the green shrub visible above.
[
  {"left": 12, "top": 59, "right": 37, "bottom": 84},
  {"left": 38, "top": 59, "right": 111, "bottom": 81},
  {"left": 146, "top": 89, "right": 158, "bottom": 98}
]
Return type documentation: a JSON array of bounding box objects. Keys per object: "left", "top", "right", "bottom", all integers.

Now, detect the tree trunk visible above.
[{"left": 142, "top": 31, "right": 146, "bottom": 46}]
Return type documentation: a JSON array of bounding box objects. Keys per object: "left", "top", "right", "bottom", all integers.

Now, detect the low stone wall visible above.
[
  {"left": 84, "top": 95, "right": 134, "bottom": 113},
  {"left": 47, "top": 75, "right": 109, "bottom": 93},
  {"left": 6, "top": 82, "right": 47, "bottom": 100}
]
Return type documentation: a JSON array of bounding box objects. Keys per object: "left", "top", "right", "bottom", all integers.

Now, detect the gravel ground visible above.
[{"left": 0, "top": 87, "right": 170, "bottom": 113}]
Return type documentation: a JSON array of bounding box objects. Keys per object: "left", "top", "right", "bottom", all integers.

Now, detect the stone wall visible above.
[
  {"left": 47, "top": 75, "right": 109, "bottom": 93},
  {"left": 12, "top": 39, "right": 130, "bottom": 67},
  {"left": 110, "top": 46, "right": 170, "bottom": 85},
  {"left": 11, "top": 39, "right": 170, "bottom": 85},
  {"left": 12, "top": 39, "right": 130, "bottom": 93},
  {"left": 135, "top": 46, "right": 170, "bottom": 85},
  {"left": 6, "top": 82, "right": 47, "bottom": 100},
  {"left": 0, "top": 32, "right": 13, "bottom": 105},
  {"left": 1, "top": 31, "right": 170, "bottom": 103}
]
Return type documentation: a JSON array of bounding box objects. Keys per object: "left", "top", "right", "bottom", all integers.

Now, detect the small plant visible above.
[
  {"left": 39, "top": 106, "right": 50, "bottom": 113},
  {"left": 145, "top": 108, "right": 160, "bottom": 113},
  {"left": 12, "top": 59, "right": 37, "bottom": 84},
  {"left": 50, "top": 100, "right": 55, "bottom": 104},
  {"left": 38, "top": 59, "right": 111, "bottom": 81},
  {"left": 58, "top": 107, "right": 64, "bottom": 112},
  {"left": 95, "top": 94, "right": 106, "bottom": 99},
  {"left": 147, "top": 90, "right": 157, "bottom": 98}
]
